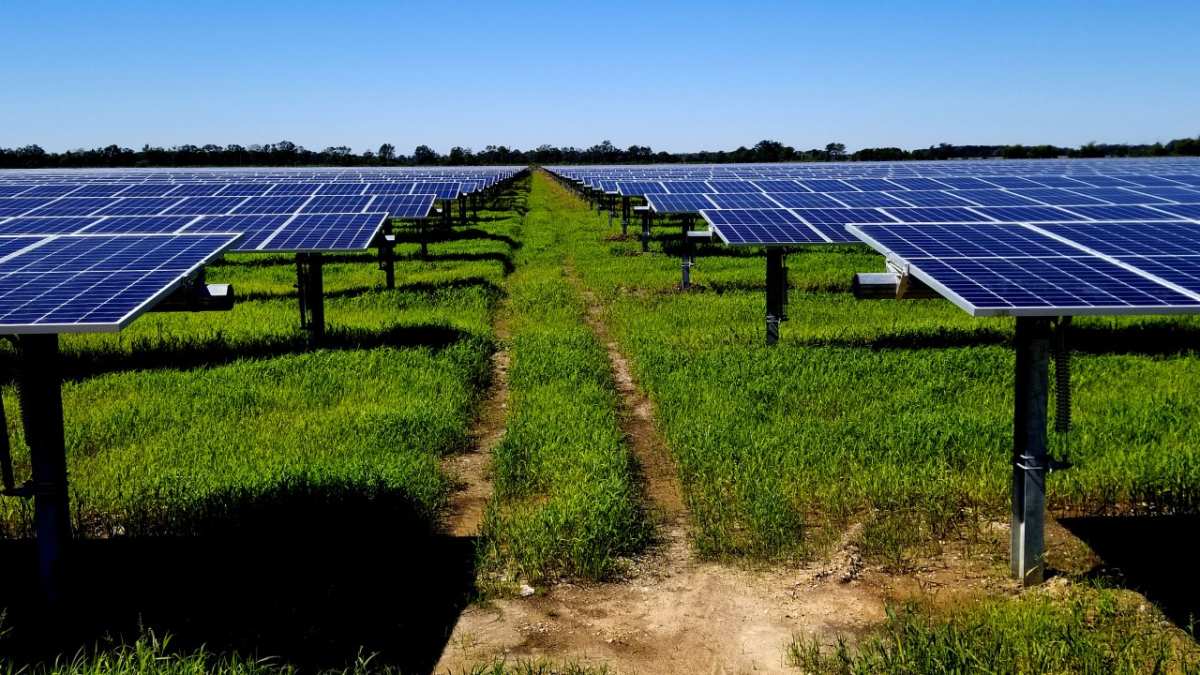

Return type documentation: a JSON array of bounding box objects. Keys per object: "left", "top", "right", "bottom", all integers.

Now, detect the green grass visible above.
[
  {"left": 556, "top": 175, "right": 1200, "bottom": 561},
  {"left": 477, "top": 175, "right": 648, "bottom": 584},
  {"left": 788, "top": 587, "right": 1200, "bottom": 674}
]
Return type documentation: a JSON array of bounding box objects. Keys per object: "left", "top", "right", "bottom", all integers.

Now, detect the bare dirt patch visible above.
[{"left": 443, "top": 317, "right": 511, "bottom": 537}]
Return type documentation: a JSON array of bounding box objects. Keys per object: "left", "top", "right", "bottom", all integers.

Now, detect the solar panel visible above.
[
  {"left": 706, "top": 180, "right": 760, "bottom": 193},
  {"left": 1152, "top": 204, "right": 1200, "bottom": 219},
  {"left": 645, "top": 194, "right": 714, "bottom": 214},
  {"left": 883, "top": 207, "right": 994, "bottom": 223},
  {"left": 829, "top": 192, "right": 910, "bottom": 208},
  {"left": 769, "top": 192, "right": 847, "bottom": 209},
  {"left": 256, "top": 213, "right": 386, "bottom": 252},
  {"left": 660, "top": 181, "right": 712, "bottom": 194},
  {"left": 707, "top": 193, "right": 780, "bottom": 209},
  {"left": 970, "top": 206, "right": 1085, "bottom": 222},
  {"left": 93, "top": 197, "right": 184, "bottom": 216},
  {"left": 796, "top": 179, "right": 858, "bottom": 192},
  {"left": 368, "top": 194, "right": 437, "bottom": 218},
  {"left": 232, "top": 196, "right": 309, "bottom": 215},
  {"left": 0, "top": 217, "right": 99, "bottom": 235},
  {"left": 891, "top": 190, "right": 976, "bottom": 207},
  {"left": 0, "top": 233, "right": 238, "bottom": 332},
  {"left": 25, "top": 198, "right": 112, "bottom": 217},
  {"left": 1062, "top": 205, "right": 1177, "bottom": 220},
  {"left": 950, "top": 189, "right": 1045, "bottom": 207},
  {"left": 187, "top": 214, "right": 290, "bottom": 250},
  {"left": 848, "top": 221, "right": 1200, "bottom": 317},
  {"left": 0, "top": 199, "right": 53, "bottom": 217},
  {"left": 163, "top": 196, "right": 248, "bottom": 216},
  {"left": 1037, "top": 221, "right": 1200, "bottom": 257},
  {"left": 300, "top": 195, "right": 374, "bottom": 214},
  {"left": 700, "top": 208, "right": 827, "bottom": 245},
  {"left": 616, "top": 181, "right": 666, "bottom": 196},
  {"left": 85, "top": 216, "right": 196, "bottom": 234}
]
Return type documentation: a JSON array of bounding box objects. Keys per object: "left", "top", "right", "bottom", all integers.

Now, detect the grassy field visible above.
[
  {"left": 2, "top": 170, "right": 1199, "bottom": 672},
  {"left": 558, "top": 178, "right": 1200, "bottom": 562}
]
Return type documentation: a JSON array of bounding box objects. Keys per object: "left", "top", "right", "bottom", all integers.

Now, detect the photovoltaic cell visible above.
[
  {"left": 256, "top": 213, "right": 386, "bottom": 252},
  {"left": 645, "top": 194, "right": 715, "bottom": 213},
  {"left": 700, "top": 208, "right": 826, "bottom": 245}
]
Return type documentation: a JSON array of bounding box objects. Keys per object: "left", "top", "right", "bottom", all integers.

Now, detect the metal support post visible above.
[
  {"left": 16, "top": 334, "right": 70, "bottom": 607},
  {"left": 621, "top": 196, "right": 630, "bottom": 236},
  {"left": 607, "top": 194, "right": 614, "bottom": 227},
  {"left": 680, "top": 216, "right": 694, "bottom": 289},
  {"left": 1012, "top": 316, "right": 1052, "bottom": 585},
  {"left": 641, "top": 209, "right": 651, "bottom": 253},
  {"left": 296, "top": 253, "right": 326, "bottom": 345},
  {"left": 459, "top": 195, "right": 468, "bottom": 226},
  {"left": 379, "top": 221, "right": 395, "bottom": 289},
  {"left": 766, "top": 249, "right": 787, "bottom": 346}
]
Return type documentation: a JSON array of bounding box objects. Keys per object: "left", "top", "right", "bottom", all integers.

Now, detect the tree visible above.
[
  {"left": 413, "top": 144, "right": 439, "bottom": 165},
  {"left": 377, "top": 143, "right": 395, "bottom": 164},
  {"left": 825, "top": 142, "right": 846, "bottom": 161}
]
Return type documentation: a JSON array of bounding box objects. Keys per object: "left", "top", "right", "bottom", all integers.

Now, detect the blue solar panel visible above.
[
  {"left": 163, "top": 196, "right": 248, "bottom": 215},
  {"left": 25, "top": 198, "right": 113, "bottom": 217},
  {"left": 93, "top": 198, "right": 183, "bottom": 216},
  {"left": 892, "top": 190, "right": 976, "bottom": 207},
  {"left": 221, "top": 183, "right": 274, "bottom": 197},
  {"left": 416, "top": 182, "right": 463, "bottom": 199},
  {"left": 769, "top": 192, "right": 847, "bottom": 209},
  {"left": 1119, "top": 257, "right": 1200, "bottom": 295},
  {"left": 645, "top": 194, "right": 714, "bottom": 214},
  {"left": 1067, "top": 188, "right": 1166, "bottom": 205},
  {"left": 830, "top": 192, "right": 910, "bottom": 208},
  {"left": 1126, "top": 187, "right": 1200, "bottom": 201},
  {"left": 849, "top": 223, "right": 1085, "bottom": 259},
  {"left": 301, "top": 195, "right": 373, "bottom": 213},
  {"left": 932, "top": 177, "right": 997, "bottom": 190},
  {"left": 1007, "top": 188, "right": 1110, "bottom": 206},
  {"left": 883, "top": 207, "right": 993, "bottom": 223},
  {"left": 707, "top": 193, "right": 780, "bottom": 209},
  {"left": 1147, "top": 204, "right": 1200, "bottom": 220},
  {"left": 616, "top": 181, "right": 667, "bottom": 196},
  {"left": 0, "top": 187, "right": 32, "bottom": 198},
  {"left": 18, "top": 185, "right": 82, "bottom": 198},
  {"left": 912, "top": 257, "right": 1198, "bottom": 314},
  {"left": 950, "top": 189, "right": 1044, "bottom": 207},
  {"left": 170, "top": 184, "right": 228, "bottom": 197},
  {"left": 751, "top": 180, "right": 803, "bottom": 192},
  {"left": 700, "top": 209, "right": 826, "bottom": 245},
  {"left": 706, "top": 180, "right": 760, "bottom": 193},
  {"left": 264, "top": 183, "right": 322, "bottom": 195},
  {"left": 792, "top": 208, "right": 896, "bottom": 242},
  {"left": 796, "top": 179, "right": 858, "bottom": 192},
  {"left": 317, "top": 183, "right": 368, "bottom": 196},
  {"left": 86, "top": 216, "right": 196, "bottom": 234},
  {"left": 116, "top": 184, "right": 181, "bottom": 198},
  {"left": 368, "top": 194, "right": 436, "bottom": 218},
  {"left": 363, "top": 182, "right": 415, "bottom": 195},
  {"left": 1024, "top": 175, "right": 1091, "bottom": 188},
  {"left": 970, "top": 206, "right": 1085, "bottom": 222},
  {"left": 1062, "top": 205, "right": 1178, "bottom": 220},
  {"left": 0, "top": 199, "right": 53, "bottom": 217},
  {"left": 256, "top": 213, "right": 386, "bottom": 252},
  {"left": 0, "top": 233, "right": 238, "bottom": 332},
  {"left": 232, "top": 196, "right": 308, "bottom": 215},
  {"left": 1070, "top": 175, "right": 1138, "bottom": 188},
  {"left": 1038, "top": 221, "right": 1200, "bottom": 257},
  {"left": 979, "top": 176, "right": 1045, "bottom": 189},
  {"left": 841, "top": 178, "right": 905, "bottom": 191},
  {"left": 886, "top": 177, "right": 952, "bottom": 191},
  {"left": 0, "top": 217, "right": 99, "bottom": 235},
  {"left": 660, "top": 181, "right": 711, "bottom": 194},
  {"left": 186, "top": 214, "right": 289, "bottom": 250}
]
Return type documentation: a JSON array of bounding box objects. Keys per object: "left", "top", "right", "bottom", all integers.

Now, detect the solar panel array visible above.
[
  {"left": 0, "top": 166, "right": 523, "bottom": 333},
  {"left": 0, "top": 232, "right": 239, "bottom": 332},
  {"left": 549, "top": 159, "right": 1200, "bottom": 319},
  {"left": 546, "top": 159, "right": 1200, "bottom": 246}
]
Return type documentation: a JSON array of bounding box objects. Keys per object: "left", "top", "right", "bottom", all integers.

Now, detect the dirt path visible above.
[
  {"left": 434, "top": 265, "right": 899, "bottom": 674},
  {"left": 442, "top": 316, "right": 511, "bottom": 537}
]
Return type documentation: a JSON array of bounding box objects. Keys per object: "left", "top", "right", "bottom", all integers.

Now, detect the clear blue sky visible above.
[{"left": 2, "top": 1, "right": 1197, "bottom": 154}]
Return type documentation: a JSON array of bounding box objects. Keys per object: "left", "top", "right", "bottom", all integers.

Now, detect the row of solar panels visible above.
[
  {"left": 0, "top": 181, "right": 472, "bottom": 199},
  {"left": 548, "top": 158, "right": 1200, "bottom": 180},
  {"left": 0, "top": 167, "right": 523, "bottom": 186},
  {"left": 608, "top": 175, "right": 1200, "bottom": 196},
  {"left": 0, "top": 193, "right": 438, "bottom": 219}
]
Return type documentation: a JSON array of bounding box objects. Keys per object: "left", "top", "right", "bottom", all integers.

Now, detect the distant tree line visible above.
[{"left": 2, "top": 137, "right": 1199, "bottom": 169}]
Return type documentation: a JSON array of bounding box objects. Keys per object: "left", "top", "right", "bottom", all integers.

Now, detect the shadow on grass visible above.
[
  {"left": 394, "top": 227, "right": 521, "bottom": 251},
  {"left": 236, "top": 276, "right": 506, "bottom": 303},
  {"left": 1059, "top": 514, "right": 1200, "bottom": 631},
  {"left": 0, "top": 481, "right": 476, "bottom": 672},
  {"left": 0, "top": 323, "right": 478, "bottom": 383},
  {"left": 393, "top": 252, "right": 515, "bottom": 275}
]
